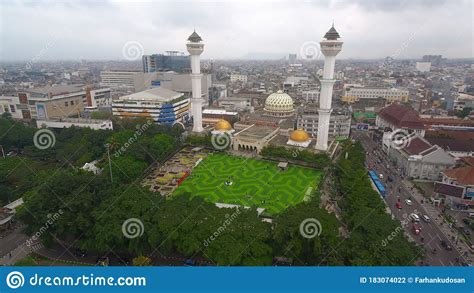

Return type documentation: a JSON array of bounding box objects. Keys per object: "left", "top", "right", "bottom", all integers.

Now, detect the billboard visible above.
[{"left": 36, "top": 103, "right": 47, "bottom": 120}]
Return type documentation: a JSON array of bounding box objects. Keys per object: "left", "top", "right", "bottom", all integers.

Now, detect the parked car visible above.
[
  {"left": 410, "top": 213, "right": 420, "bottom": 222},
  {"left": 440, "top": 240, "right": 453, "bottom": 251},
  {"left": 184, "top": 259, "right": 196, "bottom": 266},
  {"left": 405, "top": 199, "right": 413, "bottom": 206},
  {"left": 412, "top": 223, "right": 421, "bottom": 235},
  {"left": 422, "top": 215, "right": 431, "bottom": 223},
  {"left": 379, "top": 174, "right": 384, "bottom": 179},
  {"left": 395, "top": 202, "right": 402, "bottom": 209}
]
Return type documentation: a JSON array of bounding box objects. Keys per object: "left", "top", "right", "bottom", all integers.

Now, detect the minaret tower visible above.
[
  {"left": 186, "top": 30, "right": 204, "bottom": 132},
  {"left": 315, "top": 25, "right": 343, "bottom": 151}
]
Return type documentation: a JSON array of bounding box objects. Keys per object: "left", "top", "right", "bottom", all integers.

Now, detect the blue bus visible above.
[{"left": 368, "top": 170, "right": 386, "bottom": 197}]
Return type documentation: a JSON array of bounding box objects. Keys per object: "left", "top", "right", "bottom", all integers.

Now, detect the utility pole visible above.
[{"left": 105, "top": 144, "right": 113, "bottom": 184}]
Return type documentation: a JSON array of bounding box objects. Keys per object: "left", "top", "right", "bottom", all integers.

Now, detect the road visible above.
[{"left": 352, "top": 130, "right": 467, "bottom": 266}]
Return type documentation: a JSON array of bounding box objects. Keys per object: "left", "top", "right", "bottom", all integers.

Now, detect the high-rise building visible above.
[
  {"left": 316, "top": 25, "right": 343, "bottom": 151},
  {"left": 289, "top": 54, "right": 297, "bottom": 64},
  {"left": 186, "top": 30, "right": 204, "bottom": 132},
  {"left": 142, "top": 51, "right": 190, "bottom": 73}
]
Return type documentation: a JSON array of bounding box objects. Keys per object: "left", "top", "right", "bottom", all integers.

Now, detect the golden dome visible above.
[
  {"left": 290, "top": 129, "right": 310, "bottom": 142},
  {"left": 215, "top": 119, "right": 232, "bottom": 131}
]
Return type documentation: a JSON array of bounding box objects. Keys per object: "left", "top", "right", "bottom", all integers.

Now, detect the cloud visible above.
[{"left": 0, "top": 0, "right": 471, "bottom": 61}]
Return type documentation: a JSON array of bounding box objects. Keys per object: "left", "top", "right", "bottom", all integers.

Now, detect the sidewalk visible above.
[
  {"left": 0, "top": 242, "right": 43, "bottom": 266},
  {"left": 403, "top": 180, "right": 473, "bottom": 265}
]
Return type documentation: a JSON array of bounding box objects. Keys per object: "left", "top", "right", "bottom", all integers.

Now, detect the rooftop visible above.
[
  {"left": 426, "top": 137, "right": 474, "bottom": 152},
  {"left": 118, "top": 87, "right": 183, "bottom": 102},
  {"left": 443, "top": 167, "right": 474, "bottom": 185},
  {"left": 27, "top": 84, "right": 84, "bottom": 96},
  {"left": 402, "top": 136, "right": 433, "bottom": 156},
  {"left": 324, "top": 25, "right": 340, "bottom": 40},
  {"left": 378, "top": 103, "right": 424, "bottom": 129},
  {"left": 187, "top": 30, "right": 202, "bottom": 42},
  {"left": 434, "top": 182, "right": 464, "bottom": 198}
]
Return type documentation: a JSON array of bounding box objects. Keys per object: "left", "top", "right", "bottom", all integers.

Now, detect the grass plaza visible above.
[{"left": 173, "top": 153, "right": 323, "bottom": 215}]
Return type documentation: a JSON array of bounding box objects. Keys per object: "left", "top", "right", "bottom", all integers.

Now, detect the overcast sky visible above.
[{"left": 0, "top": 0, "right": 472, "bottom": 61}]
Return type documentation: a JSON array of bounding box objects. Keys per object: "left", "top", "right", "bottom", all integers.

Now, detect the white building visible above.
[
  {"left": 230, "top": 74, "right": 248, "bottom": 84},
  {"left": 217, "top": 96, "right": 252, "bottom": 112},
  {"left": 416, "top": 62, "right": 431, "bottom": 72},
  {"left": 344, "top": 86, "right": 409, "bottom": 103},
  {"left": 36, "top": 118, "right": 113, "bottom": 130},
  {"left": 302, "top": 90, "right": 320, "bottom": 103},
  {"left": 297, "top": 107, "right": 351, "bottom": 139},
  {"left": 0, "top": 95, "right": 24, "bottom": 119},
  {"left": 112, "top": 87, "right": 190, "bottom": 125},
  {"left": 387, "top": 134, "right": 456, "bottom": 181}
]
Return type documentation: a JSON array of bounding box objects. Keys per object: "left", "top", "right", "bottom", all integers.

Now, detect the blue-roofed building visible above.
[{"left": 112, "top": 87, "right": 191, "bottom": 125}]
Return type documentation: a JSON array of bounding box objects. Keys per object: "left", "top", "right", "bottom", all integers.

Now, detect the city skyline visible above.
[{"left": 0, "top": 0, "right": 473, "bottom": 62}]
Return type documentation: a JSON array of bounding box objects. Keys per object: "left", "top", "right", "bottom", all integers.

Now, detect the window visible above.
[
  {"left": 10, "top": 105, "right": 16, "bottom": 112},
  {"left": 65, "top": 101, "right": 69, "bottom": 107},
  {"left": 71, "top": 100, "right": 74, "bottom": 106}
]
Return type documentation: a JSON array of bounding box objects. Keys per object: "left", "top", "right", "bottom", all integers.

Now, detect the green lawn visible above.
[{"left": 173, "top": 153, "right": 322, "bottom": 215}]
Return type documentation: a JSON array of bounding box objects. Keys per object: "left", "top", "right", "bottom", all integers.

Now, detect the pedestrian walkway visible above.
[{"left": 0, "top": 242, "right": 43, "bottom": 266}]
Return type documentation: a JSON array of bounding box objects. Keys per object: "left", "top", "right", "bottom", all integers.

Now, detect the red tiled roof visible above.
[
  {"left": 403, "top": 137, "right": 432, "bottom": 155},
  {"left": 426, "top": 138, "right": 474, "bottom": 152},
  {"left": 422, "top": 118, "right": 474, "bottom": 127},
  {"left": 378, "top": 104, "right": 424, "bottom": 129},
  {"left": 460, "top": 157, "right": 474, "bottom": 167},
  {"left": 443, "top": 167, "right": 474, "bottom": 185},
  {"left": 425, "top": 129, "right": 474, "bottom": 140}
]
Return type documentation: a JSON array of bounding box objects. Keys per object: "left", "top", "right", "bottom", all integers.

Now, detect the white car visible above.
[
  {"left": 405, "top": 199, "right": 413, "bottom": 206},
  {"left": 410, "top": 213, "right": 420, "bottom": 222},
  {"left": 422, "top": 215, "right": 431, "bottom": 222},
  {"left": 379, "top": 174, "right": 384, "bottom": 179}
]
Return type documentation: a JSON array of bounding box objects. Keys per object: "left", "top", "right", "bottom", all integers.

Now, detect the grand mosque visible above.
[{"left": 187, "top": 25, "right": 343, "bottom": 155}]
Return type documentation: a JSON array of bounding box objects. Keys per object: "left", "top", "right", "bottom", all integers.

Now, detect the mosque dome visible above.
[
  {"left": 214, "top": 119, "right": 232, "bottom": 131},
  {"left": 290, "top": 129, "right": 310, "bottom": 142},
  {"left": 264, "top": 90, "right": 295, "bottom": 117}
]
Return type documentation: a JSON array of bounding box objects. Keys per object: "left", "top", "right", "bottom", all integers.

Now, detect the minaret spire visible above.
[
  {"left": 186, "top": 30, "right": 205, "bottom": 132},
  {"left": 315, "top": 24, "right": 343, "bottom": 151}
]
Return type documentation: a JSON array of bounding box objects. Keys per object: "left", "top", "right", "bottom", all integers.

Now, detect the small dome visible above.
[
  {"left": 290, "top": 129, "right": 310, "bottom": 142},
  {"left": 264, "top": 90, "right": 294, "bottom": 117},
  {"left": 215, "top": 119, "right": 232, "bottom": 131}
]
